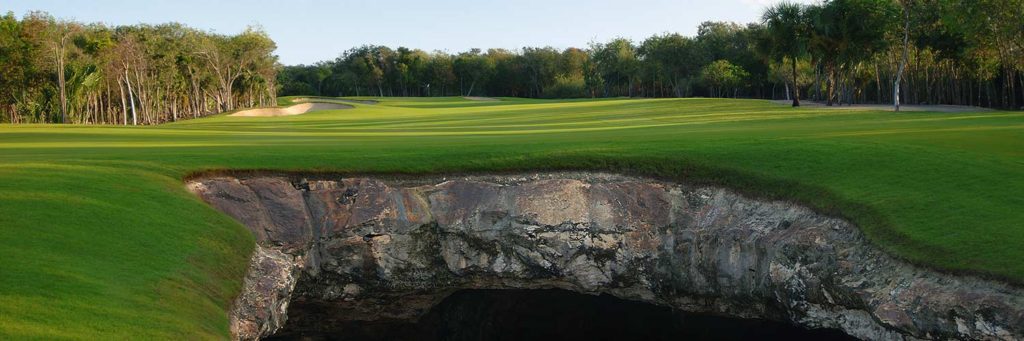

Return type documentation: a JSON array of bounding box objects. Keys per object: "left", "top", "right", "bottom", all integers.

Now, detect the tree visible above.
[
  {"left": 0, "top": 12, "right": 40, "bottom": 123},
  {"left": 559, "top": 47, "right": 588, "bottom": 78},
  {"left": 6, "top": 6, "right": 1022, "bottom": 124},
  {"left": 454, "top": 49, "right": 494, "bottom": 96},
  {"left": 1, "top": 12, "right": 276, "bottom": 125},
  {"left": 35, "top": 15, "right": 81, "bottom": 123},
  {"left": 762, "top": 2, "right": 807, "bottom": 106},
  {"left": 278, "top": 64, "right": 329, "bottom": 96},
  {"left": 768, "top": 58, "right": 813, "bottom": 101},
  {"left": 701, "top": 60, "right": 749, "bottom": 97},
  {"left": 640, "top": 33, "right": 704, "bottom": 97},
  {"left": 941, "top": 0, "right": 1024, "bottom": 109},
  {"left": 893, "top": 0, "right": 910, "bottom": 111},
  {"left": 195, "top": 27, "right": 275, "bottom": 111},
  {"left": 395, "top": 48, "right": 428, "bottom": 96},
  {"left": 259, "top": 3, "right": 1014, "bottom": 108},
  {"left": 484, "top": 48, "right": 523, "bottom": 97},
  {"left": 807, "top": 0, "right": 899, "bottom": 106},
  {"left": 521, "top": 47, "right": 560, "bottom": 97},
  {"left": 427, "top": 52, "right": 456, "bottom": 96},
  {"left": 592, "top": 38, "right": 639, "bottom": 97}
]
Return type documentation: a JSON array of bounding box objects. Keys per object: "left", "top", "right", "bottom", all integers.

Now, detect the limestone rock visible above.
[{"left": 189, "top": 173, "right": 1024, "bottom": 340}]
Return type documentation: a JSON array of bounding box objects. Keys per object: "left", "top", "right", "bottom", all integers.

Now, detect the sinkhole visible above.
[
  {"left": 189, "top": 173, "right": 1024, "bottom": 340},
  {"left": 266, "top": 289, "right": 855, "bottom": 341}
]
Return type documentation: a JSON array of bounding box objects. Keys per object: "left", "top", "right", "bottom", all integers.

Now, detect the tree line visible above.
[
  {"left": 3, "top": 0, "right": 1020, "bottom": 126},
  {"left": 0, "top": 11, "right": 278, "bottom": 124},
  {"left": 280, "top": 0, "right": 1023, "bottom": 109}
]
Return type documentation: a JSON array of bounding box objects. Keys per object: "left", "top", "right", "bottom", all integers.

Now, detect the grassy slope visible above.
[{"left": 1, "top": 97, "right": 1021, "bottom": 338}]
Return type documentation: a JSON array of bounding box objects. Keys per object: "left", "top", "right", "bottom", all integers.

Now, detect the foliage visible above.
[
  {"left": 639, "top": 33, "right": 704, "bottom": 97},
  {"left": 544, "top": 74, "right": 588, "bottom": 98},
  {"left": 0, "top": 11, "right": 277, "bottom": 124},
  {"left": 768, "top": 58, "right": 814, "bottom": 93},
  {"left": 701, "top": 60, "right": 750, "bottom": 97},
  {"left": 271, "top": 1, "right": 1023, "bottom": 109},
  {"left": 6, "top": 1, "right": 1024, "bottom": 123},
  {"left": 761, "top": 1, "right": 808, "bottom": 104}
]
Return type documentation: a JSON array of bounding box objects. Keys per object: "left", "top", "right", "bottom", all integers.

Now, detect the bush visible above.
[{"left": 544, "top": 74, "right": 588, "bottom": 98}]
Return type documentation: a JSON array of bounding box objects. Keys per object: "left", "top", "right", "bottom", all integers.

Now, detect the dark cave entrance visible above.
[{"left": 267, "top": 289, "right": 856, "bottom": 341}]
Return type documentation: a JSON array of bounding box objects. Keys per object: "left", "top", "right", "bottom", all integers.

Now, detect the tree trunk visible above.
[
  {"left": 826, "top": 65, "right": 836, "bottom": 106},
  {"left": 224, "top": 83, "right": 233, "bottom": 111},
  {"left": 875, "top": 64, "right": 882, "bottom": 103},
  {"left": 1019, "top": 71, "right": 1024, "bottom": 109},
  {"left": 791, "top": 58, "right": 800, "bottom": 106},
  {"left": 894, "top": 5, "right": 909, "bottom": 112},
  {"left": 55, "top": 36, "right": 68, "bottom": 124},
  {"left": 125, "top": 70, "right": 137, "bottom": 125},
  {"left": 118, "top": 79, "right": 128, "bottom": 125},
  {"left": 1008, "top": 71, "right": 1019, "bottom": 107},
  {"left": 193, "top": 81, "right": 202, "bottom": 118},
  {"left": 813, "top": 63, "right": 822, "bottom": 101}
]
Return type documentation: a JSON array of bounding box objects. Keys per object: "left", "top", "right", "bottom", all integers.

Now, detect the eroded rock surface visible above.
[{"left": 187, "top": 173, "right": 1024, "bottom": 340}]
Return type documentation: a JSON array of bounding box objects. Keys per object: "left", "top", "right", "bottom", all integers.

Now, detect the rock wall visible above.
[{"left": 187, "top": 173, "right": 1024, "bottom": 340}]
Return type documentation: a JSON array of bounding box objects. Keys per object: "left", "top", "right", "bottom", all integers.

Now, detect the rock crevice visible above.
[{"left": 187, "top": 173, "right": 1023, "bottom": 340}]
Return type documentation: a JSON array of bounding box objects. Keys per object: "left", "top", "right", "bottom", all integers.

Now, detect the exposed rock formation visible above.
[{"left": 187, "top": 173, "right": 1024, "bottom": 340}]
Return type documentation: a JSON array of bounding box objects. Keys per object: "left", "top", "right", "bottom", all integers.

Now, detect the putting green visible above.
[{"left": 1, "top": 97, "right": 1022, "bottom": 338}]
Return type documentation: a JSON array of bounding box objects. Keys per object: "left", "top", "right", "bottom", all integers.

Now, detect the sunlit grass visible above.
[{"left": 1, "top": 96, "right": 1022, "bottom": 338}]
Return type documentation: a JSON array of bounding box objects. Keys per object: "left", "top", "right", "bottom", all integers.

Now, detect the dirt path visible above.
[
  {"left": 230, "top": 102, "right": 353, "bottom": 117},
  {"left": 771, "top": 100, "right": 993, "bottom": 113}
]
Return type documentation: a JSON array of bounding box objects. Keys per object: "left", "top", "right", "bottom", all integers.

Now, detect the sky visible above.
[{"left": 5, "top": 0, "right": 818, "bottom": 65}]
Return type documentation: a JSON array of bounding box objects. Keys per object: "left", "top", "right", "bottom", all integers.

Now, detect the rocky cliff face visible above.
[{"left": 187, "top": 173, "right": 1024, "bottom": 340}]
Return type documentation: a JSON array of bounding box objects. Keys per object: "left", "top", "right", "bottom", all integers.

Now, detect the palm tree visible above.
[{"left": 762, "top": 2, "right": 807, "bottom": 107}]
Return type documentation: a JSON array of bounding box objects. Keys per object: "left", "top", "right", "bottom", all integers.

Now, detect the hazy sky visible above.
[{"left": 5, "top": 0, "right": 818, "bottom": 65}]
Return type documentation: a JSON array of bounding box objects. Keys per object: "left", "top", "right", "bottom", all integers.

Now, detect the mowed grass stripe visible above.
[{"left": 0, "top": 96, "right": 1021, "bottom": 338}]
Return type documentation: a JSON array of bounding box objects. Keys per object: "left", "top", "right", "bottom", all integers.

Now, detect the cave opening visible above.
[{"left": 266, "top": 289, "right": 855, "bottom": 341}]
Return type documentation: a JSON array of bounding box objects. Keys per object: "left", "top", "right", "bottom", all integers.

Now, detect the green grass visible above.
[{"left": 1, "top": 96, "right": 1022, "bottom": 338}]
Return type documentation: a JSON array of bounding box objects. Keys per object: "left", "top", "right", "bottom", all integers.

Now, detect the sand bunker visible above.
[{"left": 230, "top": 102, "right": 353, "bottom": 117}]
